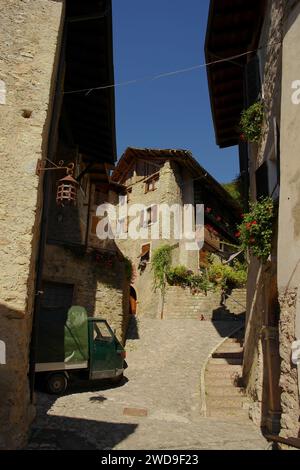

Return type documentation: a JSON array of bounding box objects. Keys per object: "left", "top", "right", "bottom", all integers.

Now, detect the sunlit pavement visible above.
[{"left": 28, "top": 319, "right": 267, "bottom": 450}]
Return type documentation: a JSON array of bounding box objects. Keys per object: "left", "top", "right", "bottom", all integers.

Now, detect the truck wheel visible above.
[
  {"left": 111, "top": 373, "right": 124, "bottom": 386},
  {"left": 46, "top": 373, "right": 68, "bottom": 395}
]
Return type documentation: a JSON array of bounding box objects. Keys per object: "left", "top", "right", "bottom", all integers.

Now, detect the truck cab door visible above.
[{"left": 88, "top": 320, "right": 120, "bottom": 380}]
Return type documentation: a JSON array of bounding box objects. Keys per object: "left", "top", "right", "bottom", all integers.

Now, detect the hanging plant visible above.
[
  {"left": 237, "top": 197, "right": 274, "bottom": 262},
  {"left": 240, "top": 101, "right": 264, "bottom": 143}
]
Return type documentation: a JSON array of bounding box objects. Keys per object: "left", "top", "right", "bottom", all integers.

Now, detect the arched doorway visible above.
[{"left": 129, "top": 286, "right": 137, "bottom": 315}]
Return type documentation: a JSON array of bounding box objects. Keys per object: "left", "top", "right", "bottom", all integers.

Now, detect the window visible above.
[
  {"left": 140, "top": 243, "right": 151, "bottom": 262},
  {"left": 140, "top": 205, "right": 158, "bottom": 227},
  {"left": 93, "top": 321, "right": 113, "bottom": 342},
  {"left": 116, "top": 216, "right": 128, "bottom": 236},
  {"left": 145, "top": 174, "right": 159, "bottom": 193}
]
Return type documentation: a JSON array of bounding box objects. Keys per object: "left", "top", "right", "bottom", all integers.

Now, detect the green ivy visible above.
[
  {"left": 240, "top": 102, "right": 264, "bottom": 143},
  {"left": 152, "top": 245, "right": 172, "bottom": 295},
  {"left": 237, "top": 197, "right": 274, "bottom": 262}
]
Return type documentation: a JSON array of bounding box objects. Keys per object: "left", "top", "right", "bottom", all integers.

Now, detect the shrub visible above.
[
  {"left": 167, "top": 265, "right": 192, "bottom": 287},
  {"left": 208, "top": 259, "right": 247, "bottom": 289}
]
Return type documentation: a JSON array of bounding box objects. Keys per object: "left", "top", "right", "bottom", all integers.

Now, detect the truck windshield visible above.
[{"left": 93, "top": 322, "right": 113, "bottom": 342}]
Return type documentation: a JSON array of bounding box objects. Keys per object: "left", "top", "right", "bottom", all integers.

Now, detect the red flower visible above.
[
  {"left": 251, "top": 221, "right": 257, "bottom": 225},
  {"left": 246, "top": 223, "right": 252, "bottom": 230},
  {"left": 216, "top": 216, "right": 222, "bottom": 222},
  {"left": 249, "top": 237, "right": 256, "bottom": 244},
  {"left": 235, "top": 231, "right": 241, "bottom": 238},
  {"left": 205, "top": 207, "right": 212, "bottom": 214}
]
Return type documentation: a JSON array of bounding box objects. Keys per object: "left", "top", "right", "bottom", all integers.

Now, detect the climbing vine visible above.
[{"left": 152, "top": 245, "right": 172, "bottom": 295}]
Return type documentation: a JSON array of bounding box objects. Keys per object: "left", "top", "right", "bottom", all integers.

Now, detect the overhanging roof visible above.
[
  {"left": 205, "top": 0, "right": 266, "bottom": 148},
  {"left": 62, "top": 0, "right": 116, "bottom": 165},
  {"left": 112, "top": 147, "right": 241, "bottom": 216}
]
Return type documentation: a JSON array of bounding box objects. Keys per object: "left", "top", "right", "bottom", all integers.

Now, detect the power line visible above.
[{"left": 63, "top": 40, "right": 282, "bottom": 96}]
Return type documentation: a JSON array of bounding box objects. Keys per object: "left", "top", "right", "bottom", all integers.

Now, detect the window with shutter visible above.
[{"left": 140, "top": 243, "right": 151, "bottom": 262}]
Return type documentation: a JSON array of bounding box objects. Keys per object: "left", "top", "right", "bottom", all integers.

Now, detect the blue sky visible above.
[{"left": 112, "top": 0, "right": 239, "bottom": 184}]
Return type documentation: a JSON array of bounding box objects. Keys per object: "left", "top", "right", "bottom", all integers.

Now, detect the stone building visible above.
[
  {"left": 111, "top": 147, "right": 242, "bottom": 320},
  {"left": 0, "top": 0, "right": 129, "bottom": 449},
  {"left": 206, "top": 0, "right": 300, "bottom": 440}
]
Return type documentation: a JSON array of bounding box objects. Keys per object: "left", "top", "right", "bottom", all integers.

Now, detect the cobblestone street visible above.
[{"left": 29, "top": 319, "right": 267, "bottom": 450}]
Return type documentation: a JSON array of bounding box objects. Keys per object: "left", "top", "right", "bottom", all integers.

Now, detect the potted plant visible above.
[{"left": 239, "top": 101, "right": 264, "bottom": 143}]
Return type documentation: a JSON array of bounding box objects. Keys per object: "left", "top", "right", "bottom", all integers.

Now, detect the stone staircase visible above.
[
  {"left": 163, "top": 286, "right": 246, "bottom": 321},
  {"left": 205, "top": 328, "right": 250, "bottom": 420}
]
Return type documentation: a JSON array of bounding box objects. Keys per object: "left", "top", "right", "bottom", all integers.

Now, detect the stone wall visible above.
[
  {"left": 278, "top": 290, "right": 300, "bottom": 438},
  {"left": 163, "top": 286, "right": 246, "bottom": 321},
  {"left": 277, "top": 0, "right": 300, "bottom": 440},
  {"left": 243, "top": 0, "right": 300, "bottom": 438},
  {"left": 43, "top": 244, "right": 130, "bottom": 345},
  {"left": 0, "top": 0, "right": 65, "bottom": 449}
]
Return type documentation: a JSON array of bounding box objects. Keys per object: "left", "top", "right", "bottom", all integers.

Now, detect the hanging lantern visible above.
[{"left": 56, "top": 164, "right": 79, "bottom": 207}]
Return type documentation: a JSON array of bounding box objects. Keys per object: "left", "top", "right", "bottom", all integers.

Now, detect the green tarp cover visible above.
[{"left": 36, "top": 306, "right": 89, "bottom": 364}]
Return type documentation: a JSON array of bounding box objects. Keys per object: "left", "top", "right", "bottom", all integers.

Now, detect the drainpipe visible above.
[{"left": 261, "top": 325, "right": 282, "bottom": 434}]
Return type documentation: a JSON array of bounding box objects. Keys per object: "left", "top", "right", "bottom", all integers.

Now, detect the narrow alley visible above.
[{"left": 28, "top": 319, "right": 266, "bottom": 450}]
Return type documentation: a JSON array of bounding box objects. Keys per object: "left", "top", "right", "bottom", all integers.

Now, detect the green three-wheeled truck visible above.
[{"left": 35, "top": 306, "right": 126, "bottom": 394}]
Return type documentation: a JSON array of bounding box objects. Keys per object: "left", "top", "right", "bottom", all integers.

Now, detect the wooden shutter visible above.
[{"left": 152, "top": 205, "right": 158, "bottom": 224}]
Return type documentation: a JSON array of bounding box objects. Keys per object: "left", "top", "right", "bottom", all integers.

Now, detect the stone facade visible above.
[
  {"left": 115, "top": 159, "right": 198, "bottom": 318},
  {"left": 0, "top": 0, "right": 65, "bottom": 449},
  {"left": 243, "top": 0, "right": 300, "bottom": 438},
  {"left": 113, "top": 149, "right": 240, "bottom": 320}
]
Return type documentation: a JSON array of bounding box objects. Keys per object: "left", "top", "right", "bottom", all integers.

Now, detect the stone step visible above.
[
  {"left": 206, "top": 408, "right": 249, "bottom": 420},
  {"left": 209, "top": 358, "right": 243, "bottom": 366},
  {"left": 206, "top": 364, "right": 242, "bottom": 374},
  {"left": 206, "top": 396, "right": 248, "bottom": 409},
  {"left": 216, "top": 344, "right": 244, "bottom": 352},
  {"left": 205, "top": 371, "right": 242, "bottom": 384},
  {"left": 212, "top": 351, "right": 243, "bottom": 360},
  {"left": 206, "top": 385, "right": 246, "bottom": 397},
  {"left": 205, "top": 377, "right": 241, "bottom": 387}
]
